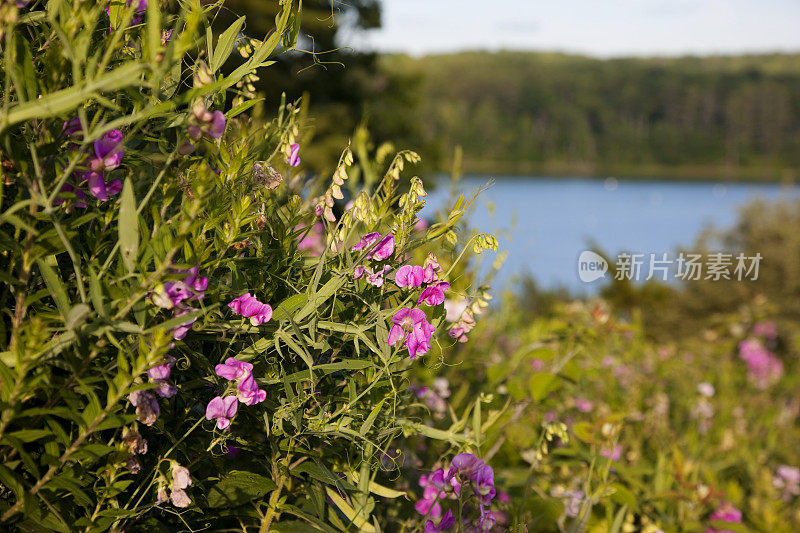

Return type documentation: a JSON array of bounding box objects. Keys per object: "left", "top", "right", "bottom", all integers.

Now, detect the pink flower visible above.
[
  {"left": 418, "top": 282, "right": 449, "bottom": 306},
  {"left": 574, "top": 397, "right": 594, "bottom": 413},
  {"left": 171, "top": 464, "right": 192, "bottom": 490},
  {"left": 354, "top": 265, "right": 391, "bottom": 287},
  {"left": 706, "top": 502, "right": 742, "bottom": 533},
  {"left": 205, "top": 395, "right": 238, "bottom": 430},
  {"left": 287, "top": 143, "right": 301, "bottom": 167},
  {"left": 215, "top": 358, "right": 253, "bottom": 381},
  {"left": 228, "top": 293, "right": 273, "bottom": 325},
  {"left": 752, "top": 320, "right": 777, "bottom": 339},
  {"left": 351, "top": 232, "right": 395, "bottom": 261},
  {"left": 600, "top": 444, "right": 622, "bottom": 462},
  {"left": 738, "top": 338, "right": 783, "bottom": 389},
  {"left": 395, "top": 265, "right": 425, "bottom": 288},
  {"left": 371, "top": 234, "right": 395, "bottom": 261},
  {"left": 388, "top": 307, "right": 435, "bottom": 359},
  {"left": 236, "top": 374, "right": 267, "bottom": 406},
  {"left": 170, "top": 489, "right": 191, "bottom": 508}
]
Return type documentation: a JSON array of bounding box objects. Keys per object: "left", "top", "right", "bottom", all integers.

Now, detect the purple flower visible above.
[
  {"left": 205, "top": 395, "right": 238, "bottom": 430},
  {"left": 147, "top": 355, "right": 175, "bottom": 381},
  {"left": 62, "top": 117, "right": 83, "bottom": 138},
  {"left": 419, "top": 281, "right": 450, "bottom": 306},
  {"left": 171, "top": 308, "right": 197, "bottom": 340},
  {"left": 425, "top": 509, "right": 455, "bottom": 532},
  {"left": 287, "top": 143, "right": 301, "bottom": 167},
  {"left": 387, "top": 307, "right": 435, "bottom": 359},
  {"left": 395, "top": 265, "right": 425, "bottom": 288},
  {"left": 215, "top": 357, "right": 253, "bottom": 381},
  {"left": 91, "top": 129, "right": 124, "bottom": 171},
  {"left": 474, "top": 464, "right": 496, "bottom": 504},
  {"left": 228, "top": 293, "right": 273, "bottom": 325},
  {"left": 448, "top": 452, "right": 483, "bottom": 480},
  {"left": 154, "top": 381, "right": 178, "bottom": 398},
  {"left": 208, "top": 111, "right": 226, "bottom": 139},
  {"left": 53, "top": 183, "right": 87, "bottom": 208},
  {"left": 84, "top": 171, "right": 122, "bottom": 201},
  {"left": 189, "top": 103, "right": 226, "bottom": 140},
  {"left": 352, "top": 232, "right": 381, "bottom": 252},
  {"left": 236, "top": 374, "right": 267, "bottom": 406},
  {"left": 370, "top": 234, "right": 395, "bottom": 261}
]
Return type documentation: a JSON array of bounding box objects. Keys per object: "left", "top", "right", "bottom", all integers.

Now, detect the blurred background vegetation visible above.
[{"left": 213, "top": 1, "right": 800, "bottom": 181}]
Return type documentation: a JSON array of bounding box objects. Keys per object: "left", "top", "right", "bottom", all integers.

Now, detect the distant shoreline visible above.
[{"left": 435, "top": 160, "right": 799, "bottom": 184}]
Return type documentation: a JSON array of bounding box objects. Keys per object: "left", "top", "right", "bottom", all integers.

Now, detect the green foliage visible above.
[
  {"left": 0, "top": 1, "right": 494, "bottom": 530},
  {"left": 380, "top": 51, "right": 800, "bottom": 180}
]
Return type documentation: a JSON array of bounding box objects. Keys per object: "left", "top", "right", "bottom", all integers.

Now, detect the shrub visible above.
[{"left": 0, "top": 1, "right": 497, "bottom": 530}]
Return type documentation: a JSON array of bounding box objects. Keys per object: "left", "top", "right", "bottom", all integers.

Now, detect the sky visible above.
[{"left": 346, "top": 0, "right": 800, "bottom": 57}]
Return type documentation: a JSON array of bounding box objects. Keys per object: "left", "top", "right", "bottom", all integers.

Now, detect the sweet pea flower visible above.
[
  {"left": 83, "top": 170, "right": 122, "bottom": 201},
  {"left": 128, "top": 390, "right": 159, "bottom": 426},
  {"left": 425, "top": 509, "right": 455, "bottom": 532},
  {"left": 388, "top": 307, "right": 435, "bottom": 359},
  {"left": 706, "top": 502, "right": 742, "bottom": 533},
  {"left": 600, "top": 444, "right": 622, "bottom": 462},
  {"left": 574, "top": 397, "right": 594, "bottom": 413},
  {"left": 395, "top": 265, "right": 425, "bottom": 288},
  {"left": 171, "top": 308, "right": 197, "bottom": 340},
  {"left": 752, "top": 320, "right": 777, "bottom": 339},
  {"left": 419, "top": 281, "right": 450, "bottom": 306},
  {"left": 147, "top": 355, "right": 175, "bottom": 381},
  {"left": 171, "top": 464, "right": 192, "bottom": 490},
  {"left": 215, "top": 358, "right": 253, "bottom": 381},
  {"left": 287, "top": 143, "right": 301, "bottom": 167},
  {"left": 205, "top": 395, "right": 238, "bottom": 430},
  {"left": 474, "top": 464, "right": 496, "bottom": 504},
  {"left": 189, "top": 102, "right": 226, "bottom": 140},
  {"left": 91, "top": 129, "right": 124, "bottom": 171},
  {"left": 371, "top": 234, "right": 395, "bottom": 261},
  {"left": 773, "top": 465, "right": 800, "bottom": 499},
  {"left": 154, "top": 381, "right": 178, "bottom": 398},
  {"left": 170, "top": 489, "right": 191, "bottom": 508},
  {"left": 53, "top": 183, "right": 87, "bottom": 209},
  {"left": 351, "top": 232, "right": 381, "bottom": 252},
  {"left": 236, "top": 374, "right": 267, "bottom": 406},
  {"left": 228, "top": 293, "right": 273, "bottom": 325}
]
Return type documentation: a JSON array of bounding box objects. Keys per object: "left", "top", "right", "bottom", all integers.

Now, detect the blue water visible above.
[{"left": 423, "top": 176, "right": 799, "bottom": 293}]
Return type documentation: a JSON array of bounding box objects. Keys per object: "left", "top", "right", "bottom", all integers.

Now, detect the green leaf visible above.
[
  {"left": 1, "top": 63, "right": 145, "bottom": 132},
  {"left": 528, "top": 373, "right": 559, "bottom": 402},
  {"left": 118, "top": 178, "right": 138, "bottom": 273},
  {"left": 359, "top": 398, "right": 385, "bottom": 436},
  {"left": 295, "top": 276, "right": 344, "bottom": 322},
  {"left": 273, "top": 293, "right": 309, "bottom": 321},
  {"left": 66, "top": 304, "right": 91, "bottom": 330},
  {"left": 211, "top": 17, "right": 245, "bottom": 71},
  {"left": 37, "top": 259, "right": 69, "bottom": 320},
  {"left": 206, "top": 470, "right": 277, "bottom": 508}
]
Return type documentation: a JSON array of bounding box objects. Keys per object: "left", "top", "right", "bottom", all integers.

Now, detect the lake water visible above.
[{"left": 424, "top": 176, "right": 799, "bottom": 294}]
